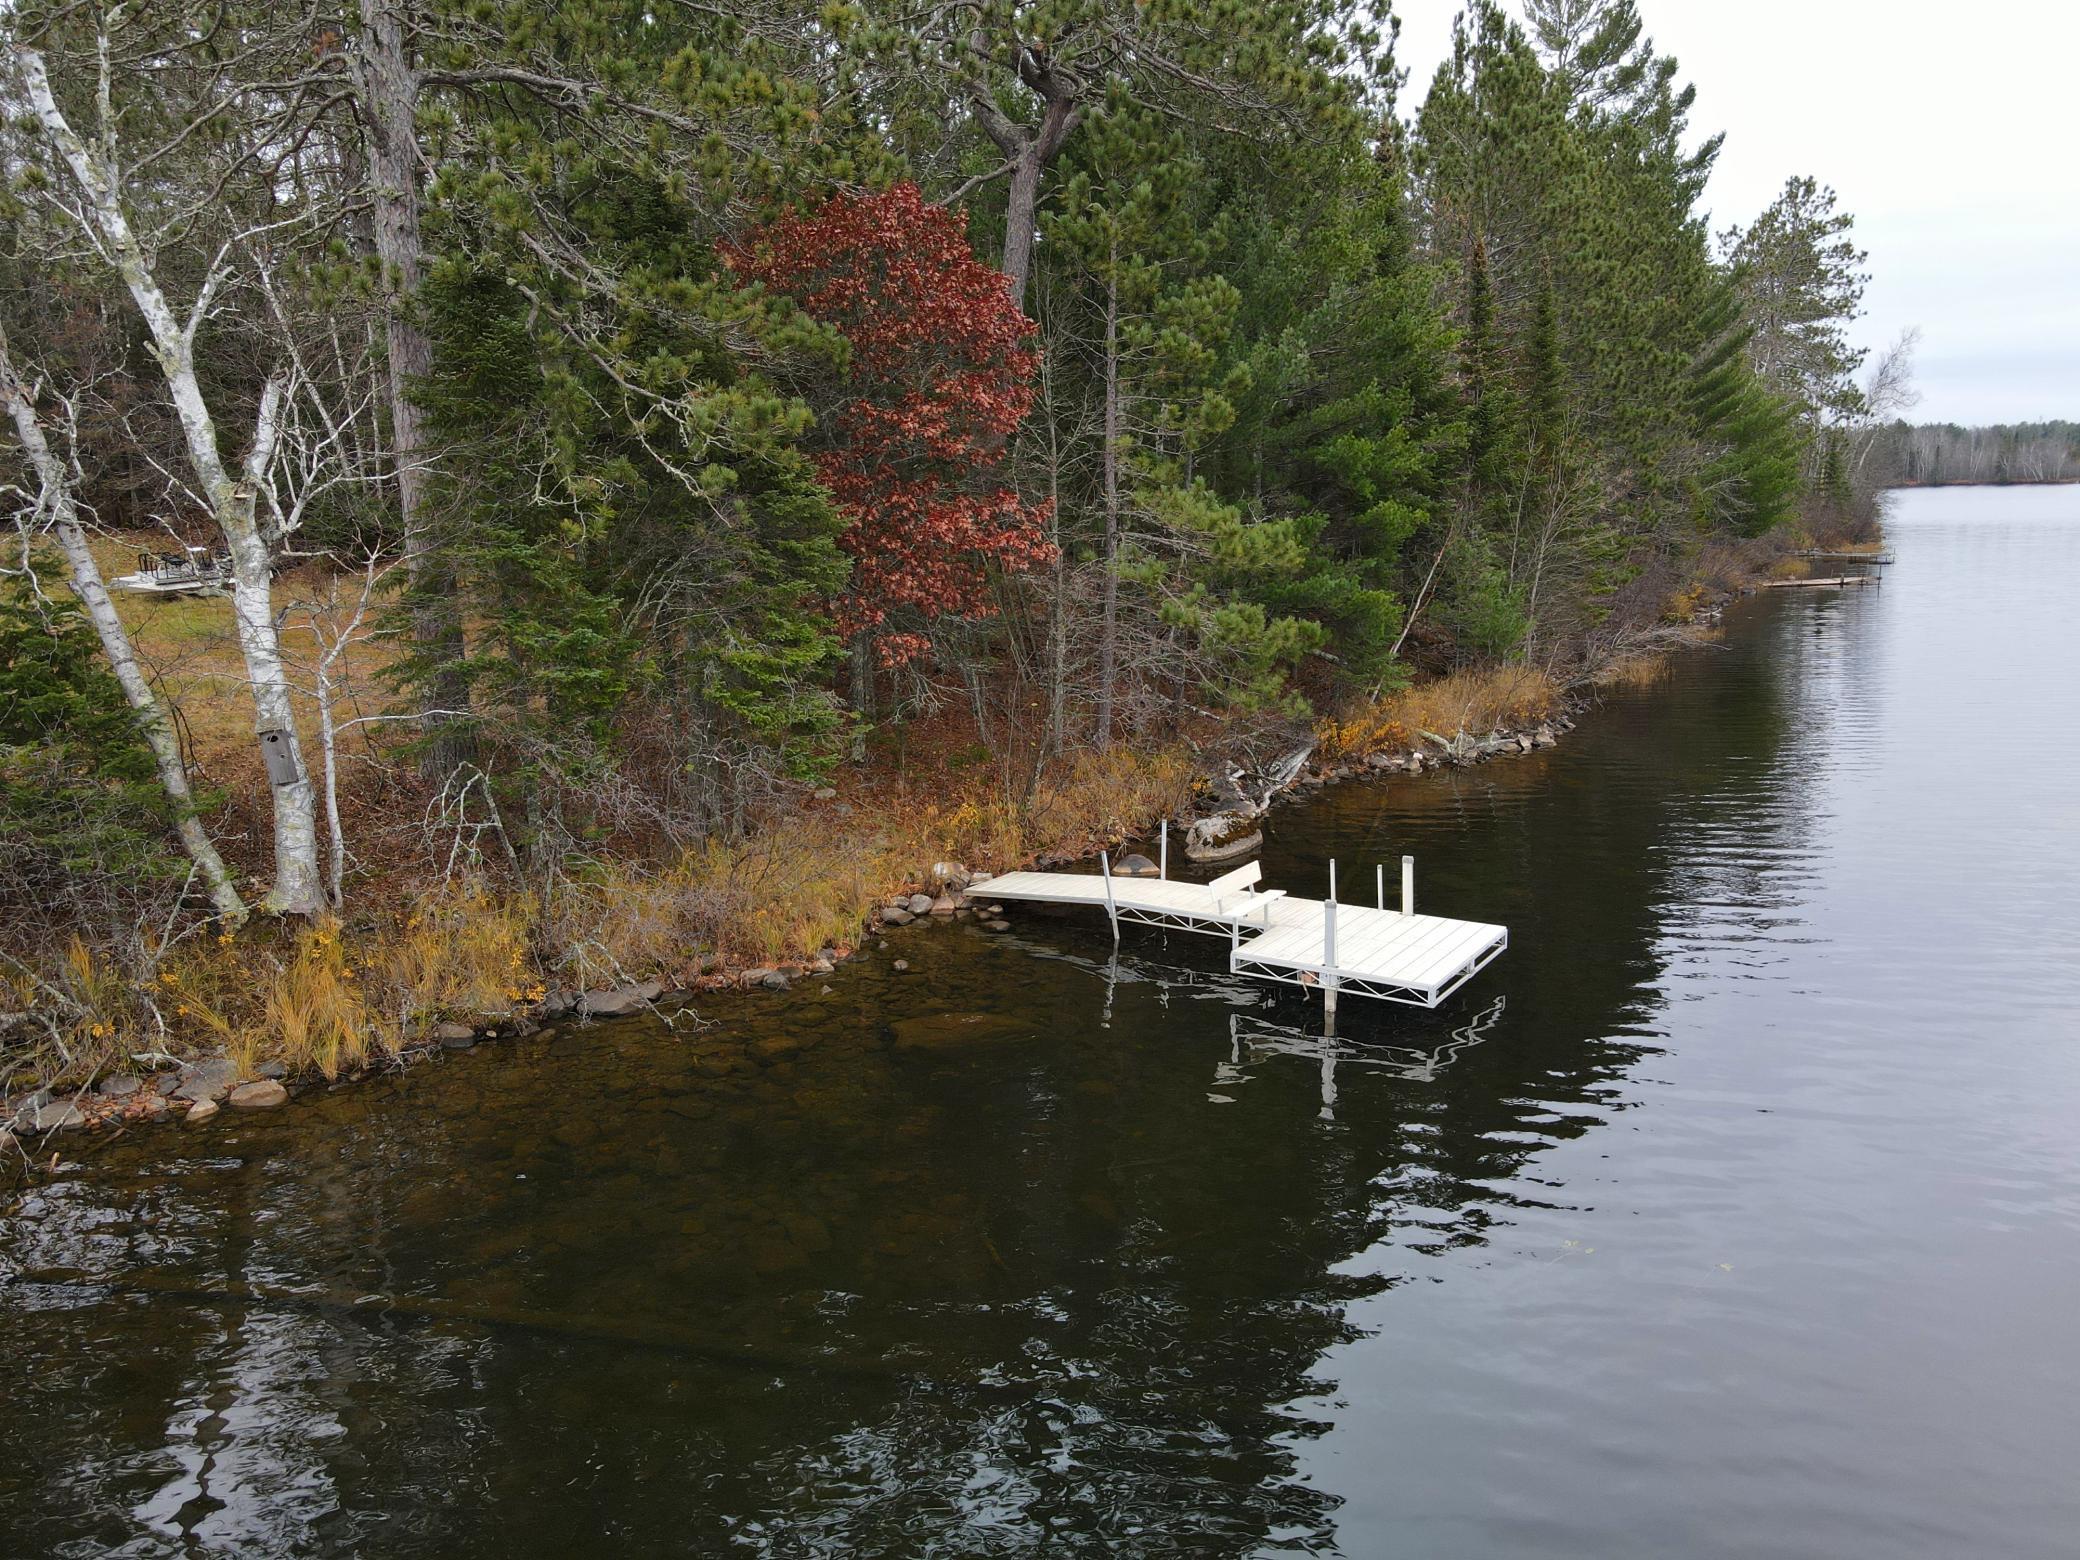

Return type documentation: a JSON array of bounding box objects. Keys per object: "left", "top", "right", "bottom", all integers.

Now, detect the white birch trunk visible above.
[
  {"left": 19, "top": 46, "right": 326, "bottom": 914},
  {"left": 0, "top": 327, "right": 248, "bottom": 922}
]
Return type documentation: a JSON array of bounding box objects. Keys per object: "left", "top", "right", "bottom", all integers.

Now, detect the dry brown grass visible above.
[{"left": 1320, "top": 665, "right": 1559, "bottom": 759}]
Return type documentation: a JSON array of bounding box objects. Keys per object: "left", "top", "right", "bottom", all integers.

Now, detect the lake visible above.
[{"left": 5, "top": 484, "right": 2078, "bottom": 1556}]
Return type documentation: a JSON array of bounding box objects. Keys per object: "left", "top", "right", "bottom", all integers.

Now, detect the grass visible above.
[{"left": 1319, "top": 665, "right": 1559, "bottom": 761}]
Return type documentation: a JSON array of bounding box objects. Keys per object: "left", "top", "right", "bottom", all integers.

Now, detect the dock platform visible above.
[{"left": 983, "top": 834, "right": 1506, "bottom": 1012}]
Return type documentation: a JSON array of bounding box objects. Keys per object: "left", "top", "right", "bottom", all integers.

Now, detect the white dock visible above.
[{"left": 983, "top": 828, "right": 1506, "bottom": 1012}]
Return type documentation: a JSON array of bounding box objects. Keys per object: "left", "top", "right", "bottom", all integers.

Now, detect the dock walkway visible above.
[{"left": 983, "top": 834, "right": 1506, "bottom": 1012}]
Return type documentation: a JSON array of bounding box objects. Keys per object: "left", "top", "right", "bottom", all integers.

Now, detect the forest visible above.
[
  {"left": 1882, "top": 421, "right": 2080, "bottom": 486},
  {"left": 1, "top": 0, "right": 1897, "bottom": 1084}
]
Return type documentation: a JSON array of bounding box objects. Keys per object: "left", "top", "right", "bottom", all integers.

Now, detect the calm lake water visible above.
[{"left": 6, "top": 485, "right": 2080, "bottom": 1557}]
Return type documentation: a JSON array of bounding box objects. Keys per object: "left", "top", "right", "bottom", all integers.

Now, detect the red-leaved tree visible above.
[{"left": 724, "top": 183, "right": 1054, "bottom": 665}]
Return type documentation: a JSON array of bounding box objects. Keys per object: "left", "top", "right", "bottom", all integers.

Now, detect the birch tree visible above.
[
  {"left": 0, "top": 318, "right": 248, "bottom": 922},
  {"left": 9, "top": 38, "right": 329, "bottom": 913}
]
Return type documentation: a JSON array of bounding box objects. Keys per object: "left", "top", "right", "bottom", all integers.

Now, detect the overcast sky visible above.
[{"left": 1390, "top": 0, "right": 2080, "bottom": 426}]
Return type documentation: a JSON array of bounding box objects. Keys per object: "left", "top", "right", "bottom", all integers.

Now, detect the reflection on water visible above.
[{"left": 6, "top": 487, "right": 2080, "bottom": 1557}]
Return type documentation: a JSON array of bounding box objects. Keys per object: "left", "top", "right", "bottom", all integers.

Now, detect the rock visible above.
[
  {"left": 808, "top": 957, "right": 834, "bottom": 976},
  {"left": 1185, "top": 814, "right": 1263, "bottom": 863},
  {"left": 753, "top": 1033, "right": 810, "bottom": 1061},
  {"left": 1533, "top": 726, "right": 1557, "bottom": 748},
  {"left": 906, "top": 893, "right": 934, "bottom": 916},
  {"left": 0, "top": 1128, "right": 14, "bottom": 1155},
  {"left": 758, "top": 969, "right": 791, "bottom": 992},
  {"left": 98, "top": 1073, "right": 142, "bottom": 1099},
  {"left": 503, "top": 1016, "right": 541, "bottom": 1039},
  {"left": 256, "top": 1060, "right": 289, "bottom": 1079},
  {"left": 986, "top": 905, "right": 1003, "bottom": 915},
  {"left": 892, "top": 959, "right": 911, "bottom": 973},
  {"left": 154, "top": 1073, "right": 182, "bottom": 1098},
  {"left": 1116, "top": 853, "right": 1159, "bottom": 879},
  {"left": 968, "top": 870, "right": 993, "bottom": 885},
  {"left": 31, "top": 1099, "right": 86, "bottom": 1133},
  {"left": 440, "top": 1031, "right": 476, "bottom": 1051},
  {"left": 985, "top": 920, "right": 1011, "bottom": 932},
  {"left": 890, "top": 1012, "right": 1033, "bottom": 1053},
  {"left": 812, "top": 786, "right": 838, "bottom": 801},
  {"left": 139, "top": 1095, "right": 170, "bottom": 1120},
  {"left": 577, "top": 980, "right": 662, "bottom": 1018},
  {"left": 1517, "top": 733, "right": 1534, "bottom": 752},
  {"left": 433, "top": 1020, "right": 476, "bottom": 1043},
  {"left": 929, "top": 861, "right": 970, "bottom": 887},
  {"left": 185, "top": 1098, "right": 220, "bottom": 1124},
  {"left": 929, "top": 892, "right": 962, "bottom": 915},
  {"left": 227, "top": 1079, "right": 289, "bottom": 1110},
  {"left": 173, "top": 1057, "right": 241, "bottom": 1104},
  {"left": 881, "top": 907, "right": 915, "bottom": 926},
  {"left": 539, "top": 990, "right": 575, "bottom": 1018}
]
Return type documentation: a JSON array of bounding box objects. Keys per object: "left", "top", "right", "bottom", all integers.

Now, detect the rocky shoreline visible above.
[{"left": 2, "top": 703, "right": 1585, "bottom": 1160}]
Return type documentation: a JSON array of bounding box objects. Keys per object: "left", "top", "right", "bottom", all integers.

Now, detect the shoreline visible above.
[{"left": 0, "top": 540, "right": 1835, "bottom": 1161}]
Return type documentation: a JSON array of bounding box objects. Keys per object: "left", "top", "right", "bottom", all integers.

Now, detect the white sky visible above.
[{"left": 1390, "top": 0, "right": 2080, "bottom": 425}]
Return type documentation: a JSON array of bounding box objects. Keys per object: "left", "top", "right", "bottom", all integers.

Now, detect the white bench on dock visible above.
[{"left": 981, "top": 825, "right": 1507, "bottom": 1012}]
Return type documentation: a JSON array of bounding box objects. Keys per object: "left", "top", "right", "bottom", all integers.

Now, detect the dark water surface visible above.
[{"left": 6, "top": 486, "right": 2080, "bottom": 1557}]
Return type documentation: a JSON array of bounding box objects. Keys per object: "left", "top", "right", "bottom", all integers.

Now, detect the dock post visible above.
[
  {"left": 1401, "top": 855, "right": 1414, "bottom": 917},
  {"left": 1100, "top": 851, "right": 1120, "bottom": 942},
  {"left": 1323, "top": 895, "right": 1339, "bottom": 1019},
  {"left": 1376, "top": 863, "right": 1385, "bottom": 910},
  {"left": 1159, "top": 820, "right": 1168, "bottom": 880},
  {"left": 1329, "top": 858, "right": 1337, "bottom": 903}
]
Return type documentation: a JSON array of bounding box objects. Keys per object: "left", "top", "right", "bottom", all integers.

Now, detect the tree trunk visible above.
[
  {"left": 355, "top": 0, "right": 472, "bottom": 780},
  {"left": 1001, "top": 146, "right": 1043, "bottom": 310},
  {"left": 20, "top": 50, "right": 326, "bottom": 914},
  {"left": 0, "top": 331, "right": 248, "bottom": 923},
  {"left": 1096, "top": 271, "right": 1121, "bottom": 750}
]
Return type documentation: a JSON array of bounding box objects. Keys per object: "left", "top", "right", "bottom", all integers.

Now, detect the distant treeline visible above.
[{"left": 1883, "top": 422, "right": 2080, "bottom": 486}]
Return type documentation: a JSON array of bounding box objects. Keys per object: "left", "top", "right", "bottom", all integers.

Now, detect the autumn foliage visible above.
[{"left": 725, "top": 183, "right": 1055, "bottom": 663}]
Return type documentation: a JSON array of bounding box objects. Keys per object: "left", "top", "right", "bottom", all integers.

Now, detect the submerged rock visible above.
[
  {"left": 1116, "top": 853, "right": 1160, "bottom": 878},
  {"left": 227, "top": 1080, "right": 289, "bottom": 1110},
  {"left": 890, "top": 1012, "right": 1033, "bottom": 1053}
]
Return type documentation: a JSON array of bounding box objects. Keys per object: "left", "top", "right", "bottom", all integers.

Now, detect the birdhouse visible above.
[{"left": 259, "top": 729, "right": 301, "bottom": 787}]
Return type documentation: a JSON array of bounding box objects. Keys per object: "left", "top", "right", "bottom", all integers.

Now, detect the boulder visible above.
[
  {"left": 173, "top": 1057, "right": 241, "bottom": 1105},
  {"left": 881, "top": 907, "right": 915, "bottom": 927},
  {"left": 906, "top": 893, "right": 934, "bottom": 916},
  {"left": 227, "top": 1079, "right": 288, "bottom": 1110},
  {"left": 929, "top": 862, "right": 970, "bottom": 887},
  {"left": 968, "top": 870, "right": 993, "bottom": 885},
  {"left": 184, "top": 1098, "right": 220, "bottom": 1124},
  {"left": 577, "top": 980, "right": 662, "bottom": 1018},
  {"left": 433, "top": 1020, "right": 476, "bottom": 1043},
  {"left": 1532, "top": 726, "right": 1557, "bottom": 748},
  {"left": 1115, "top": 853, "right": 1160, "bottom": 879},
  {"left": 758, "top": 969, "right": 791, "bottom": 991},
  {"left": 929, "top": 892, "right": 962, "bottom": 915},
  {"left": 808, "top": 957, "right": 835, "bottom": 976},
  {"left": 98, "top": 1074, "right": 142, "bottom": 1099},
  {"left": 1185, "top": 814, "right": 1263, "bottom": 863},
  {"left": 256, "top": 1060, "right": 289, "bottom": 1079},
  {"left": 31, "top": 1099, "right": 86, "bottom": 1133},
  {"left": 539, "top": 990, "right": 575, "bottom": 1018}
]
